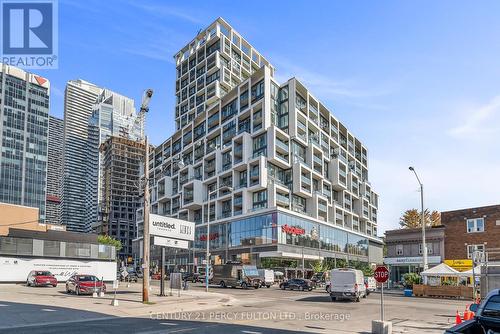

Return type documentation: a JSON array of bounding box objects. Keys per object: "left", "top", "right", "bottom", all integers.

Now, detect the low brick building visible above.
[
  {"left": 384, "top": 226, "right": 445, "bottom": 285},
  {"left": 441, "top": 204, "right": 500, "bottom": 261}
]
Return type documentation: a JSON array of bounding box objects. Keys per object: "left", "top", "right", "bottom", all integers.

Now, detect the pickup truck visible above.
[{"left": 445, "top": 289, "right": 500, "bottom": 333}]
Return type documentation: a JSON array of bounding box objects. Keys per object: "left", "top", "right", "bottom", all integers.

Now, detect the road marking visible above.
[
  {"left": 0, "top": 304, "right": 8, "bottom": 307},
  {"left": 160, "top": 322, "right": 178, "bottom": 326},
  {"left": 241, "top": 331, "right": 263, "bottom": 334},
  {"left": 41, "top": 308, "right": 56, "bottom": 312}
]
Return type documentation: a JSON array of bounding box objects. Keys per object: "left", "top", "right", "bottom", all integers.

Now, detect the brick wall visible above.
[{"left": 442, "top": 204, "right": 500, "bottom": 260}]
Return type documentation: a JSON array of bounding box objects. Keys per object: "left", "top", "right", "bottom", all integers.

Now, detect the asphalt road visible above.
[{"left": 0, "top": 282, "right": 469, "bottom": 334}]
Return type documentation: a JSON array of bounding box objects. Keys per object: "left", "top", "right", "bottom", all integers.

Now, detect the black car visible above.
[
  {"left": 182, "top": 272, "right": 199, "bottom": 283},
  {"left": 279, "top": 279, "right": 313, "bottom": 291},
  {"left": 445, "top": 289, "right": 500, "bottom": 333}
]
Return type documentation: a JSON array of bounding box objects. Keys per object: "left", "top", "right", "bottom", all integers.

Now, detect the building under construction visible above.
[{"left": 94, "top": 136, "right": 146, "bottom": 260}]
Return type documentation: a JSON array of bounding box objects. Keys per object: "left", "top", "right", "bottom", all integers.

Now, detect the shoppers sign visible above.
[
  {"left": 199, "top": 233, "right": 219, "bottom": 241},
  {"left": 153, "top": 236, "right": 189, "bottom": 249},
  {"left": 0, "top": 256, "right": 116, "bottom": 282},
  {"left": 149, "top": 214, "right": 195, "bottom": 241},
  {"left": 281, "top": 224, "right": 305, "bottom": 235}
]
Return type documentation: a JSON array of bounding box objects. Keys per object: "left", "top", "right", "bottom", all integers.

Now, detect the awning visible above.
[{"left": 420, "top": 263, "right": 460, "bottom": 277}]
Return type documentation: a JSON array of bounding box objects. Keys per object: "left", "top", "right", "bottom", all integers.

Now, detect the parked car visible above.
[
  {"left": 118, "top": 268, "right": 139, "bottom": 282},
  {"left": 65, "top": 275, "right": 106, "bottom": 295},
  {"left": 445, "top": 289, "right": 500, "bottom": 333},
  {"left": 280, "top": 278, "right": 313, "bottom": 291},
  {"left": 182, "top": 272, "right": 199, "bottom": 283},
  {"left": 26, "top": 270, "right": 57, "bottom": 287},
  {"left": 329, "top": 268, "right": 367, "bottom": 302},
  {"left": 365, "top": 276, "right": 377, "bottom": 295}
]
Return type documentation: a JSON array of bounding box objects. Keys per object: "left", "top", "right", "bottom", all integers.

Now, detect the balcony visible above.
[
  {"left": 301, "top": 175, "right": 311, "bottom": 185},
  {"left": 276, "top": 139, "right": 289, "bottom": 152},
  {"left": 250, "top": 168, "right": 260, "bottom": 179},
  {"left": 233, "top": 197, "right": 243, "bottom": 206},
  {"left": 276, "top": 193, "right": 290, "bottom": 206},
  {"left": 313, "top": 155, "right": 322, "bottom": 165},
  {"left": 318, "top": 202, "right": 327, "bottom": 212},
  {"left": 252, "top": 149, "right": 266, "bottom": 159}
]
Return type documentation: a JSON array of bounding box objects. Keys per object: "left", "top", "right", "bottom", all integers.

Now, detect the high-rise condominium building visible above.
[
  {"left": 0, "top": 63, "right": 50, "bottom": 221},
  {"left": 136, "top": 18, "right": 383, "bottom": 272},
  {"left": 62, "top": 80, "right": 102, "bottom": 232},
  {"left": 62, "top": 80, "right": 142, "bottom": 233},
  {"left": 86, "top": 89, "right": 142, "bottom": 230},
  {"left": 46, "top": 115, "right": 64, "bottom": 225},
  {"left": 96, "top": 136, "right": 146, "bottom": 260}
]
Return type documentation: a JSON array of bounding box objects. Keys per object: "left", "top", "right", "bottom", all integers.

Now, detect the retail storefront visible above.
[
  {"left": 384, "top": 256, "right": 442, "bottom": 286},
  {"left": 161, "top": 210, "right": 383, "bottom": 276}
]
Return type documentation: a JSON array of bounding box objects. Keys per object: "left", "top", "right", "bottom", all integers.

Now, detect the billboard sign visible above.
[
  {"left": 0, "top": 256, "right": 116, "bottom": 282},
  {"left": 149, "top": 214, "right": 194, "bottom": 241}
]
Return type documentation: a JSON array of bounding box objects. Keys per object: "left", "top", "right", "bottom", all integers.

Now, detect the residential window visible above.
[
  {"left": 253, "top": 133, "right": 267, "bottom": 156},
  {"left": 418, "top": 243, "right": 433, "bottom": 255},
  {"left": 240, "top": 90, "right": 249, "bottom": 110},
  {"left": 467, "top": 244, "right": 485, "bottom": 259},
  {"left": 251, "top": 80, "right": 264, "bottom": 103},
  {"left": 253, "top": 190, "right": 267, "bottom": 209},
  {"left": 396, "top": 244, "right": 403, "bottom": 256},
  {"left": 467, "top": 218, "right": 485, "bottom": 233}
]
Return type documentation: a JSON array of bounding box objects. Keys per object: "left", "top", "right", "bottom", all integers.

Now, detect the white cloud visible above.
[
  {"left": 448, "top": 94, "right": 500, "bottom": 136},
  {"left": 128, "top": 2, "right": 202, "bottom": 24}
]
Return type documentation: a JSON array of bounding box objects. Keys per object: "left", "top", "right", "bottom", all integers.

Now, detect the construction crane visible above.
[{"left": 122, "top": 89, "right": 153, "bottom": 140}]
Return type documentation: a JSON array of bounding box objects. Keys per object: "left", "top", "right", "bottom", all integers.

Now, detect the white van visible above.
[
  {"left": 329, "top": 268, "right": 367, "bottom": 302},
  {"left": 257, "top": 269, "right": 274, "bottom": 288},
  {"left": 365, "top": 276, "right": 377, "bottom": 295}
]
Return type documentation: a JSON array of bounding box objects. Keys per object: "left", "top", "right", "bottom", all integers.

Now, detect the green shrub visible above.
[{"left": 403, "top": 273, "right": 421, "bottom": 288}]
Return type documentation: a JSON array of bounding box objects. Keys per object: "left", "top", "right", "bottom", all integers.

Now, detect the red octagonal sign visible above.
[{"left": 374, "top": 266, "right": 389, "bottom": 283}]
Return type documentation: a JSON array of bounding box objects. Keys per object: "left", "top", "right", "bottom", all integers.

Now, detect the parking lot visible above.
[{"left": 0, "top": 281, "right": 469, "bottom": 333}]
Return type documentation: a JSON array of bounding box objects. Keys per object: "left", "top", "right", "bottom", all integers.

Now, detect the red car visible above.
[
  {"left": 26, "top": 270, "right": 57, "bottom": 287},
  {"left": 65, "top": 275, "right": 106, "bottom": 295}
]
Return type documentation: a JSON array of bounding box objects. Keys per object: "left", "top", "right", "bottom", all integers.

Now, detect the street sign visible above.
[
  {"left": 374, "top": 265, "right": 389, "bottom": 322},
  {"left": 120, "top": 269, "right": 128, "bottom": 279},
  {"left": 149, "top": 214, "right": 195, "bottom": 241},
  {"left": 374, "top": 266, "right": 389, "bottom": 283},
  {"left": 153, "top": 236, "right": 189, "bottom": 249}
]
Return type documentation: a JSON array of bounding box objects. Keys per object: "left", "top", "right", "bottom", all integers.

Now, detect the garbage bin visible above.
[{"left": 404, "top": 289, "right": 413, "bottom": 297}]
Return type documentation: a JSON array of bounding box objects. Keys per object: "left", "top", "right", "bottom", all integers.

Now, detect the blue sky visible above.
[{"left": 39, "top": 0, "right": 500, "bottom": 233}]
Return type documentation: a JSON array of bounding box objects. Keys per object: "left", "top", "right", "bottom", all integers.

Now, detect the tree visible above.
[
  {"left": 97, "top": 234, "right": 122, "bottom": 251},
  {"left": 399, "top": 209, "right": 441, "bottom": 228}
]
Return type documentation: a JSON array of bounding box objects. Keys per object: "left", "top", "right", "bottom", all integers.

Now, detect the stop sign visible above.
[{"left": 374, "top": 266, "right": 389, "bottom": 283}]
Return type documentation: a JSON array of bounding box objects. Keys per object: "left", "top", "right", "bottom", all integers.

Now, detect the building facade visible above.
[
  {"left": 135, "top": 18, "right": 383, "bottom": 273},
  {"left": 46, "top": 116, "right": 64, "bottom": 225},
  {"left": 62, "top": 80, "right": 102, "bottom": 232},
  {"left": 442, "top": 204, "right": 500, "bottom": 261},
  {"left": 93, "top": 136, "right": 145, "bottom": 260},
  {"left": 0, "top": 64, "right": 50, "bottom": 221},
  {"left": 86, "top": 89, "right": 142, "bottom": 230},
  {"left": 384, "top": 226, "right": 445, "bottom": 285}
]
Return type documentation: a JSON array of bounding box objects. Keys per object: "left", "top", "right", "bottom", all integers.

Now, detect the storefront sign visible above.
[
  {"left": 281, "top": 224, "right": 305, "bottom": 235},
  {"left": 149, "top": 214, "right": 195, "bottom": 241},
  {"left": 384, "top": 255, "right": 441, "bottom": 265},
  {"left": 199, "top": 233, "right": 219, "bottom": 241},
  {"left": 444, "top": 259, "right": 473, "bottom": 271},
  {"left": 0, "top": 256, "right": 116, "bottom": 282}
]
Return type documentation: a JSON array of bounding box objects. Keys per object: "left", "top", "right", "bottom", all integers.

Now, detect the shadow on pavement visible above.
[{"left": 0, "top": 301, "right": 314, "bottom": 334}]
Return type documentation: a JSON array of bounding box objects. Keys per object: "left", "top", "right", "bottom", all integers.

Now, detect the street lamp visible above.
[
  {"left": 409, "top": 166, "right": 428, "bottom": 276},
  {"left": 205, "top": 185, "right": 233, "bottom": 292}
]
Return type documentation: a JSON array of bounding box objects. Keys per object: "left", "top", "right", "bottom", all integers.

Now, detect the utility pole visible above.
[{"left": 409, "top": 166, "right": 428, "bottom": 281}]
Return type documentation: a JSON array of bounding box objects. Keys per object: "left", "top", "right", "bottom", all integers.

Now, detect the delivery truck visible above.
[{"left": 213, "top": 263, "right": 261, "bottom": 289}]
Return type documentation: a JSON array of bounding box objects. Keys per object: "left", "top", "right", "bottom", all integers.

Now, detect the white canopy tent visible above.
[
  {"left": 458, "top": 266, "right": 481, "bottom": 277},
  {"left": 420, "top": 263, "right": 460, "bottom": 277}
]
